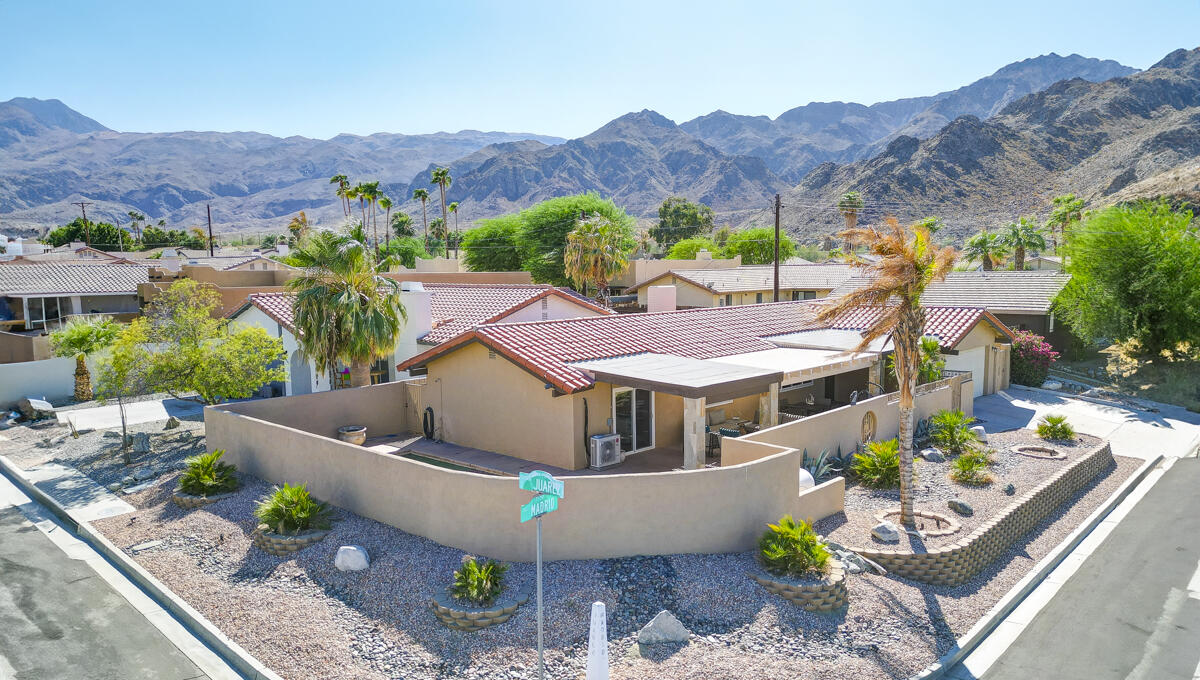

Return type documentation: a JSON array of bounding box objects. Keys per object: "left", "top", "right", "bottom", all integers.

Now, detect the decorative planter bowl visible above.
[
  {"left": 252, "top": 524, "right": 331, "bottom": 556},
  {"left": 337, "top": 425, "right": 367, "bottom": 446},
  {"left": 751, "top": 561, "right": 848, "bottom": 613},
  {"left": 431, "top": 586, "right": 532, "bottom": 631},
  {"left": 172, "top": 490, "right": 236, "bottom": 510}
]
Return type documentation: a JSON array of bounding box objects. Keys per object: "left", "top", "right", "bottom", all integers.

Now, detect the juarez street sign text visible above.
[{"left": 519, "top": 470, "right": 565, "bottom": 499}]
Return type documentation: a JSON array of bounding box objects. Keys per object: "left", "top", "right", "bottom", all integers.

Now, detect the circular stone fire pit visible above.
[
  {"left": 1011, "top": 445, "right": 1066, "bottom": 460},
  {"left": 873, "top": 509, "right": 962, "bottom": 537}
]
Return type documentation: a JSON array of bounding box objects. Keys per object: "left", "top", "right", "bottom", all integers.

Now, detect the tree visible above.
[
  {"left": 815, "top": 217, "right": 956, "bottom": 527},
  {"left": 43, "top": 218, "right": 127, "bottom": 251},
  {"left": 837, "top": 191, "right": 865, "bottom": 250},
  {"left": 916, "top": 216, "right": 943, "bottom": 234},
  {"left": 962, "top": 231, "right": 1008, "bottom": 271},
  {"left": 712, "top": 225, "right": 732, "bottom": 249},
  {"left": 412, "top": 187, "right": 430, "bottom": 242},
  {"left": 94, "top": 318, "right": 154, "bottom": 462},
  {"left": 461, "top": 216, "right": 523, "bottom": 272},
  {"left": 383, "top": 236, "right": 431, "bottom": 268},
  {"left": 360, "top": 181, "right": 381, "bottom": 253},
  {"left": 448, "top": 201, "right": 460, "bottom": 256},
  {"left": 1056, "top": 201, "right": 1200, "bottom": 354},
  {"left": 391, "top": 211, "right": 415, "bottom": 238},
  {"left": 650, "top": 197, "right": 714, "bottom": 248},
  {"left": 431, "top": 167, "right": 453, "bottom": 256},
  {"left": 330, "top": 174, "right": 350, "bottom": 217},
  {"left": 287, "top": 211, "right": 310, "bottom": 241},
  {"left": 514, "top": 193, "right": 635, "bottom": 285},
  {"left": 50, "top": 317, "right": 120, "bottom": 401},
  {"left": 999, "top": 217, "right": 1046, "bottom": 270},
  {"left": 722, "top": 227, "right": 796, "bottom": 265},
  {"left": 430, "top": 217, "right": 447, "bottom": 242},
  {"left": 1045, "top": 193, "right": 1084, "bottom": 253},
  {"left": 666, "top": 237, "right": 718, "bottom": 260},
  {"left": 564, "top": 215, "right": 628, "bottom": 303},
  {"left": 287, "top": 229, "right": 408, "bottom": 388},
  {"left": 378, "top": 196, "right": 393, "bottom": 248}
]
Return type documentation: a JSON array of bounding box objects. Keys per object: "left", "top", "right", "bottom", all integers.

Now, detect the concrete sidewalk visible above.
[{"left": 57, "top": 398, "right": 204, "bottom": 432}]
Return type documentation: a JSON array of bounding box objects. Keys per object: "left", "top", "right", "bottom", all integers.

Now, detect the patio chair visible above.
[{"left": 718, "top": 427, "right": 741, "bottom": 439}]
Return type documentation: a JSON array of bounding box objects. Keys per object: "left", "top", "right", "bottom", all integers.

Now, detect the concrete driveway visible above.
[
  {"left": 973, "top": 386, "right": 1200, "bottom": 462},
  {"left": 57, "top": 398, "right": 204, "bottom": 432}
]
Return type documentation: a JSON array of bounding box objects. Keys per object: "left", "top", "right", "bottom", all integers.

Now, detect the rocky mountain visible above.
[
  {"left": 0, "top": 97, "right": 110, "bottom": 146},
  {"left": 680, "top": 54, "right": 1136, "bottom": 181},
  {"left": 784, "top": 47, "right": 1200, "bottom": 242}
]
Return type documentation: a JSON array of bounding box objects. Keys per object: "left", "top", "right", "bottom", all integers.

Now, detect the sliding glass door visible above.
[{"left": 613, "top": 387, "right": 654, "bottom": 454}]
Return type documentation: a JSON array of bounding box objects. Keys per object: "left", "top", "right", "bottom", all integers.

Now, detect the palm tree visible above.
[
  {"left": 837, "top": 191, "right": 865, "bottom": 251},
  {"left": 962, "top": 231, "right": 1008, "bottom": 271},
  {"left": 378, "top": 196, "right": 393, "bottom": 250},
  {"left": 815, "top": 217, "right": 956, "bottom": 527},
  {"left": 329, "top": 175, "right": 350, "bottom": 217},
  {"left": 286, "top": 230, "right": 407, "bottom": 388},
  {"left": 391, "top": 212, "right": 415, "bottom": 238},
  {"left": 1000, "top": 217, "right": 1046, "bottom": 271},
  {"left": 412, "top": 188, "right": 430, "bottom": 242},
  {"left": 448, "top": 201, "right": 460, "bottom": 256},
  {"left": 1045, "top": 194, "right": 1083, "bottom": 253},
  {"left": 430, "top": 167, "right": 453, "bottom": 256},
  {"left": 564, "top": 216, "right": 629, "bottom": 305},
  {"left": 287, "top": 211, "right": 310, "bottom": 242},
  {"left": 360, "top": 181, "right": 381, "bottom": 252},
  {"left": 49, "top": 316, "right": 120, "bottom": 401}
]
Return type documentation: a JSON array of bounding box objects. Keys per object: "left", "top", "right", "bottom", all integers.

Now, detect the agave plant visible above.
[
  {"left": 801, "top": 448, "right": 833, "bottom": 482},
  {"left": 177, "top": 449, "right": 239, "bottom": 497},
  {"left": 254, "top": 483, "right": 332, "bottom": 535},
  {"left": 450, "top": 555, "right": 508, "bottom": 607}
]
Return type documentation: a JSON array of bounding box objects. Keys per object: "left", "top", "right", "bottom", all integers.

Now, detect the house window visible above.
[
  {"left": 612, "top": 387, "right": 654, "bottom": 454},
  {"left": 756, "top": 293, "right": 763, "bottom": 304},
  {"left": 804, "top": 291, "right": 816, "bottom": 300},
  {"left": 725, "top": 294, "right": 732, "bottom": 306},
  {"left": 24, "top": 296, "right": 64, "bottom": 330},
  {"left": 791, "top": 290, "right": 800, "bottom": 301},
  {"left": 369, "top": 356, "right": 391, "bottom": 385}
]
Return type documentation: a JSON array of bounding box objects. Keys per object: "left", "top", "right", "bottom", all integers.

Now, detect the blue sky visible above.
[{"left": 2, "top": 0, "right": 1196, "bottom": 139}]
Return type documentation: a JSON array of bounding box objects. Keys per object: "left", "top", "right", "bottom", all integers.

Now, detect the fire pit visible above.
[{"left": 1011, "top": 445, "right": 1066, "bottom": 460}]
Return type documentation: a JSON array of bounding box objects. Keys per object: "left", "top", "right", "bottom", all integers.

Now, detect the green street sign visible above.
[
  {"left": 520, "top": 494, "right": 559, "bottom": 523},
  {"left": 519, "top": 470, "right": 564, "bottom": 499}
]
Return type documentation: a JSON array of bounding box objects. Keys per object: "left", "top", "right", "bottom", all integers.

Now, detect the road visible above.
[{"left": 979, "top": 458, "right": 1200, "bottom": 680}]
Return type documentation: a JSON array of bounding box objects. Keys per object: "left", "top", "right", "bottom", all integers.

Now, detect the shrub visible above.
[
  {"left": 929, "top": 410, "right": 979, "bottom": 456},
  {"left": 1011, "top": 331, "right": 1059, "bottom": 386},
  {"left": 177, "top": 449, "right": 239, "bottom": 496},
  {"left": 850, "top": 439, "right": 901, "bottom": 489},
  {"left": 757, "top": 515, "right": 830, "bottom": 579},
  {"left": 1037, "top": 414, "right": 1076, "bottom": 441},
  {"left": 950, "top": 449, "right": 994, "bottom": 485},
  {"left": 254, "top": 483, "right": 332, "bottom": 535},
  {"left": 450, "top": 555, "right": 508, "bottom": 606},
  {"left": 801, "top": 448, "right": 833, "bottom": 482}
]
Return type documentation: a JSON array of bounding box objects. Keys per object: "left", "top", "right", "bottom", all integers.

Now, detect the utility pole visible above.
[
  {"left": 206, "top": 204, "right": 215, "bottom": 256},
  {"left": 773, "top": 193, "right": 782, "bottom": 302},
  {"left": 71, "top": 201, "right": 93, "bottom": 246}
]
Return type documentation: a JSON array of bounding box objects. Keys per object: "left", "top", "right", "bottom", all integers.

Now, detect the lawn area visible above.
[{"left": 1056, "top": 341, "right": 1200, "bottom": 412}]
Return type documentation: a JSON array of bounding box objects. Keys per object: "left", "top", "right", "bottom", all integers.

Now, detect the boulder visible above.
[
  {"left": 836, "top": 551, "right": 867, "bottom": 574},
  {"left": 948, "top": 499, "right": 974, "bottom": 516},
  {"left": 164, "top": 416, "right": 180, "bottom": 430},
  {"left": 970, "top": 426, "right": 988, "bottom": 443},
  {"left": 871, "top": 521, "right": 901, "bottom": 543},
  {"left": 637, "top": 610, "right": 690, "bottom": 645},
  {"left": 921, "top": 448, "right": 946, "bottom": 463},
  {"left": 1004, "top": 483, "right": 1016, "bottom": 496},
  {"left": 106, "top": 482, "right": 122, "bottom": 492},
  {"left": 17, "top": 397, "right": 54, "bottom": 420},
  {"left": 132, "top": 467, "right": 156, "bottom": 482},
  {"left": 131, "top": 432, "right": 151, "bottom": 453},
  {"left": 335, "top": 545, "right": 370, "bottom": 572}
]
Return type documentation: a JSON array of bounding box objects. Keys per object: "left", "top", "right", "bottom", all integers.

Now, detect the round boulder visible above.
[{"left": 335, "top": 545, "right": 370, "bottom": 572}]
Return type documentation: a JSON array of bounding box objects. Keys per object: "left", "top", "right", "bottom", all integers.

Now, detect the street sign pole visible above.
[
  {"left": 518, "top": 470, "right": 562, "bottom": 680},
  {"left": 536, "top": 515, "right": 544, "bottom": 680}
]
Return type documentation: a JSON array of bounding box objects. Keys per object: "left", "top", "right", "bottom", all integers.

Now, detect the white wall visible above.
[
  {"left": 0, "top": 357, "right": 83, "bottom": 407},
  {"left": 498, "top": 294, "right": 608, "bottom": 323}
]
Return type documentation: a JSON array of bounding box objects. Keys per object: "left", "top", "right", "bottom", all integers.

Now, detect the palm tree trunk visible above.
[
  {"left": 349, "top": 360, "right": 372, "bottom": 388},
  {"left": 894, "top": 305, "right": 923, "bottom": 528},
  {"left": 439, "top": 183, "right": 450, "bottom": 257},
  {"left": 421, "top": 202, "right": 429, "bottom": 246},
  {"left": 1015, "top": 246, "right": 1025, "bottom": 271},
  {"left": 897, "top": 399, "right": 916, "bottom": 526},
  {"left": 981, "top": 255, "right": 993, "bottom": 271},
  {"left": 73, "top": 354, "right": 92, "bottom": 402}
]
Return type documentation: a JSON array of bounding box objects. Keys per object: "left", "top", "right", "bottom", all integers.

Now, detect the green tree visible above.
[
  {"left": 412, "top": 187, "right": 430, "bottom": 242},
  {"left": 50, "top": 316, "right": 120, "bottom": 401},
  {"left": 962, "top": 231, "right": 1008, "bottom": 271},
  {"left": 721, "top": 227, "right": 796, "bottom": 265},
  {"left": 515, "top": 193, "right": 635, "bottom": 285},
  {"left": 712, "top": 225, "right": 732, "bottom": 249},
  {"left": 94, "top": 318, "right": 155, "bottom": 461},
  {"left": 650, "top": 197, "right": 714, "bottom": 248},
  {"left": 666, "top": 236, "right": 718, "bottom": 260},
  {"left": 916, "top": 216, "right": 943, "bottom": 234},
  {"left": 431, "top": 167, "right": 453, "bottom": 256},
  {"left": 286, "top": 211, "right": 310, "bottom": 242},
  {"left": 378, "top": 196, "right": 393, "bottom": 247},
  {"left": 999, "top": 217, "right": 1046, "bottom": 270},
  {"left": 564, "top": 215, "right": 629, "bottom": 303},
  {"left": 330, "top": 174, "right": 350, "bottom": 217},
  {"left": 461, "top": 216, "right": 523, "bottom": 272},
  {"left": 430, "top": 217, "right": 447, "bottom": 242},
  {"left": 383, "top": 236, "right": 431, "bottom": 268},
  {"left": 43, "top": 218, "right": 127, "bottom": 251},
  {"left": 1045, "top": 193, "right": 1084, "bottom": 253},
  {"left": 287, "top": 230, "right": 408, "bottom": 387},
  {"left": 1056, "top": 201, "right": 1200, "bottom": 354},
  {"left": 391, "top": 211, "right": 415, "bottom": 238}
]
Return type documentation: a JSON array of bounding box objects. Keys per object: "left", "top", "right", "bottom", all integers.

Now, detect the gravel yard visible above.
[{"left": 70, "top": 426, "right": 1139, "bottom": 680}]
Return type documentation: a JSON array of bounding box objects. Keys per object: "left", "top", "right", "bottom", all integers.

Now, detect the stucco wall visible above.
[
  {"left": 0, "top": 330, "right": 51, "bottom": 363},
  {"left": 497, "top": 295, "right": 608, "bottom": 324},
  {"left": 217, "top": 379, "right": 410, "bottom": 439},
  {"left": 0, "top": 356, "right": 88, "bottom": 407}
]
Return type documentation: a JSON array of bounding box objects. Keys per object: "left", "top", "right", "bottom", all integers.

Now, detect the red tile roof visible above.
[{"left": 398, "top": 301, "right": 1013, "bottom": 394}]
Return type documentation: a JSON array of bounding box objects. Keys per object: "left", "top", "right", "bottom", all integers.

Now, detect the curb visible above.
[
  {"left": 0, "top": 455, "right": 283, "bottom": 680},
  {"left": 908, "top": 452, "right": 1165, "bottom": 679}
]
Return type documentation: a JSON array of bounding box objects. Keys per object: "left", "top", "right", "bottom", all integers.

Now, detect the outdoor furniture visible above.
[
  {"left": 706, "top": 430, "right": 721, "bottom": 457},
  {"left": 741, "top": 422, "right": 761, "bottom": 434},
  {"left": 718, "top": 427, "right": 741, "bottom": 439}
]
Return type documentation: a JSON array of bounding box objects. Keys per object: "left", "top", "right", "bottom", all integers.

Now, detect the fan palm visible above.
[
  {"left": 412, "top": 188, "right": 430, "bottom": 242},
  {"left": 286, "top": 230, "right": 407, "bottom": 388},
  {"left": 1045, "top": 194, "right": 1083, "bottom": 254},
  {"left": 391, "top": 212, "right": 415, "bottom": 238},
  {"left": 815, "top": 217, "right": 956, "bottom": 527},
  {"left": 448, "top": 201, "right": 459, "bottom": 256},
  {"left": 837, "top": 191, "right": 864, "bottom": 251},
  {"left": 1000, "top": 217, "right": 1046, "bottom": 271},
  {"left": 962, "top": 231, "right": 1008, "bottom": 271},
  {"left": 564, "top": 216, "right": 628, "bottom": 304},
  {"left": 329, "top": 174, "right": 350, "bottom": 217},
  {"left": 359, "top": 181, "right": 381, "bottom": 252},
  {"left": 378, "top": 196, "right": 393, "bottom": 249},
  {"left": 430, "top": 168, "right": 452, "bottom": 256},
  {"left": 49, "top": 316, "right": 120, "bottom": 401},
  {"left": 286, "top": 211, "right": 310, "bottom": 242}
]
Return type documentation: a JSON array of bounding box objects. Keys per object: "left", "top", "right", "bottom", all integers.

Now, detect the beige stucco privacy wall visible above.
[
  {"left": 205, "top": 383, "right": 845, "bottom": 561},
  {"left": 0, "top": 356, "right": 97, "bottom": 408}
]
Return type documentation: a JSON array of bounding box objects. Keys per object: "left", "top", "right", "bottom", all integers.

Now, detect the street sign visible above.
[
  {"left": 520, "top": 493, "right": 559, "bottom": 523},
  {"left": 519, "top": 470, "right": 565, "bottom": 498}
]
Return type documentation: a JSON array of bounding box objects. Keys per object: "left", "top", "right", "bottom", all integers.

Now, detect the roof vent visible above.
[{"left": 400, "top": 281, "right": 425, "bottom": 292}]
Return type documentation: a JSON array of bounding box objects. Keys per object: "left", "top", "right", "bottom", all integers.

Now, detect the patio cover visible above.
[
  {"left": 767, "top": 328, "right": 893, "bottom": 353},
  {"left": 572, "top": 353, "right": 784, "bottom": 400},
  {"left": 710, "top": 347, "right": 878, "bottom": 386}
]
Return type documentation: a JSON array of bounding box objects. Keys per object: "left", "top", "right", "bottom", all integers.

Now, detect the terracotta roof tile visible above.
[
  {"left": 627, "top": 263, "right": 855, "bottom": 294},
  {"left": 829, "top": 271, "right": 1071, "bottom": 314}
]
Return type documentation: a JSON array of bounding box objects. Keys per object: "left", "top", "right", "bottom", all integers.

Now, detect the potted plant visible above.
[
  {"left": 751, "top": 515, "right": 847, "bottom": 612},
  {"left": 173, "top": 449, "right": 240, "bottom": 509},
  {"left": 431, "top": 555, "right": 531, "bottom": 631},
  {"left": 251, "top": 483, "right": 334, "bottom": 556},
  {"left": 337, "top": 425, "right": 367, "bottom": 445}
]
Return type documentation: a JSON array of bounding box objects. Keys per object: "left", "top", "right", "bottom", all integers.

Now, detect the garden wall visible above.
[
  {"left": 847, "top": 442, "right": 1115, "bottom": 586},
  {"left": 0, "top": 356, "right": 94, "bottom": 408}
]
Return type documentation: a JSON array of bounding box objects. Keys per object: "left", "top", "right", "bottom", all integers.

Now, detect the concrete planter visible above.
[
  {"left": 752, "top": 561, "right": 848, "bottom": 613},
  {"left": 171, "top": 490, "right": 237, "bottom": 510},
  {"left": 252, "top": 525, "right": 330, "bottom": 556},
  {"left": 337, "top": 426, "right": 367, "bottom": 446},
  {"left": 430, "top": 586, "right": 532, "bottom": 631}
]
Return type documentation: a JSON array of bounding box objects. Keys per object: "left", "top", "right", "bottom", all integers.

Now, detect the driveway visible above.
[{"left": 56, "top": 398, "right": 204, "bottom": 432}]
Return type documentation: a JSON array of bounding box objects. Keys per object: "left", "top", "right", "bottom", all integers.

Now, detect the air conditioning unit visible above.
[{"left": 589, "top": 433, "right": 623, "bottom": 470}]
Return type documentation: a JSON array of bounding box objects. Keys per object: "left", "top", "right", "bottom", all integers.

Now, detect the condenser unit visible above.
[{"left": 589, "top": 433, "right": 623, "bottom": 470}]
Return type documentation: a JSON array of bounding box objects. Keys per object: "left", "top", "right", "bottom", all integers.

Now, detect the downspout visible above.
[{"left": 582, "top": 398, "right": 590, "bottom": 468}]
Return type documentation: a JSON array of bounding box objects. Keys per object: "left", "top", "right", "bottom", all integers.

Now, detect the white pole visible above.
[
  {"left": 586, "top": 601, "right": 610, "bottom": 680},
  {"left": 537, "top": 515, "right": 544, "bottom": 680}
]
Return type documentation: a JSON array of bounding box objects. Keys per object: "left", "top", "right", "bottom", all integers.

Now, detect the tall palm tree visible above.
[
  {"left": 412, "top": 188, "right": 430, "bottom": 243},
  {"left": 49, "top": 316, "right": 120, "bottom": 401},
  {"left": 360, "top": 181, "right": 381, "bottom": 252},
  {"left": 962, "top": 231, "right": 1008, "bottom": 271},
  {"left": 447, "top": 201, "right": 460, "bottom": 257},
  {"left": 329, "top": 175, "right": 350, "bottom": 217},
  {"left": 564, "top": 216, "right": 629, "bottom": 305},
  {"left": 286, "top": 230, "right": 407, "bottom": 388},
  {"left": 1000, "top": 217, "right": 1046, "bottom": 271},
  {"left": 815, "top": 217, "right": 956, "bottom": 527},
  {"left": 287, "top": 211, "right": 310, "bottom": 242},
  {"left": 430, "top": 167, "right": 453, "bottom": 256},
  {"left": 837, "top": 191, "right": 865, "bottom": 252},
  {"left": 391, "top": 212, "right": 415, "bottom": 239},
  {"left": 1045, "top": 194, "right": 1083, "bottom": 254},
  {"left": 378, "top": 196, "right": 393, "bottom": 250}
]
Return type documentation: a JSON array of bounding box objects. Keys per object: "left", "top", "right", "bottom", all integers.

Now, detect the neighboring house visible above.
[
  {"left": 626, "top": 263, "right": 855, "bottom": 309},
  {"left": 15, "top": 243, "right": 125, "bottom": 262},
  {"left": 0, "top": 264, "right": 148, "bottom": 331},
  {"left": 137, "top": 253, "right": 288, "bottom": 272},
  {"left": 1024, "top": 255, "right": 1063, "bottom": 271},
  {"left": 228, "top": 283, "right": 613, "bottom": 396},
  {"left": 608, "top": 252, "right": 742, "bottom": 292},
  {"left": 397, "top": 301, "right": 1012, "bottom": 471}
]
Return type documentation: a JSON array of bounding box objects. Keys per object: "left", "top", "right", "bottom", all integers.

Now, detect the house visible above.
[
  {"left": 0, "top": 264, "right": 148, "bottom": 331},
  {"left": 625, "top": 263, "right": 855, "bottom": 309},
  {"left": 396, "top": 301, "right": 1012, "bottom": 472},
  {"left": 1024, "top": 255, "right": 1063, "bottom": 271},
  {"left": 138, "top": 253, "right": 288, "bottom": 272},
  {"left": 228, "top": 283, "right": 613, "bottom": 396},
  {"left": 607, "top": 251, "right": 742, "bottom": 293}
]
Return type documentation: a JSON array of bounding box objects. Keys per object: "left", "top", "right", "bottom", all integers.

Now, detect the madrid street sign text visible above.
[{"left": 521, "top": 493, "right": 559, "bottom": 523}]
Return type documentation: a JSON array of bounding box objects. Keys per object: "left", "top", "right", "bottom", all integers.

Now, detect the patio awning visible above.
[
  {"left": 710, "top": 347, "right": 878, "bottom": 385},
  {"left": 767, "top": 328, "right": 893, "bottom": 353},
  {"left": 572, "top": 353, "right": 784, "bottom": 400}
]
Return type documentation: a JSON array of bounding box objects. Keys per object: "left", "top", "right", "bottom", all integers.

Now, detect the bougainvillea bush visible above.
[{"left": 1011, "top": 331, "right": 1059, "bottom": 386}]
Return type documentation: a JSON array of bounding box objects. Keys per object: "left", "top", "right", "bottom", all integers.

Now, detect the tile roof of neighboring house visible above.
[
  {"left": 0, "top": 263, "right": 149, "bottom": 296},
  {"left": 626, "top": 264, "right": 855, "bottom": 294},
  {"left": 828, "top": 271, "right": 1071, "bottom": 314},
  {"left": 398, "top": 302, "right": 1011, "bottom": 394},
  {"left": 137, "top": 254, "right": 280, "bottom": 270},
  {"left": 0, "top": 257, "right": 137, "bottom": 266}
]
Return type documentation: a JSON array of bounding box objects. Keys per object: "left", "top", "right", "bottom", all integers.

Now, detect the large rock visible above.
[
  {"left": 871, "top": 521, "right": 901, "bottom": 543},
  {"left": 131, "top": 432, "right": 151, "bottom": 453},
  {"left": 637, "top": 610, "right": 690, "bottom": 645},
  {"left": 970, "top": 425, "right": 988, "bottom": 443},
  {"left": 132, "top": 467, "right": 156, "bottom": 482},
  {"left": 164, "top": 416, "right": 180, "bottom": 430},
  {"left": 17, "top": 397, "right": 54, "bottom": 420},
  {"left": 948, "top": 499, "right": 974, "bottom": 516},
  {"left": 921, "top": 447, "right": 946, "bottom": 463},
  {"left": 335, "top": 545, "right": 370, "bottom": 572}
]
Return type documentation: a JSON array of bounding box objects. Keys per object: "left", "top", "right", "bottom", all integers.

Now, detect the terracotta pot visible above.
[{"left": 337, "top": 425, "right": 367, "bottom": 446}]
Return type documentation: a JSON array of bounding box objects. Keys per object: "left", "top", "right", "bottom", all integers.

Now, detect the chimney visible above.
[{"left": 647, "top": 285, "right": 677, "bottom": 313}]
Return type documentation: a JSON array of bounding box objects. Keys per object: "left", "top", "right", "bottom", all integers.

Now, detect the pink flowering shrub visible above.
[{"left": 1011, "top": 331, "right": 1059, "bottom": 386}]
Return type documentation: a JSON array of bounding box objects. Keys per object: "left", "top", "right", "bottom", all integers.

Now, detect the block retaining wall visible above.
[
  {"left": 751, "top": 561, "right": 849, "bottom": 612},
  {"left": 847, "top": 442, "right": 1115, "bottom": 586}
]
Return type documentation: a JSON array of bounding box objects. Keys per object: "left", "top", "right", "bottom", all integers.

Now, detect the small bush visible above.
[
  {"left": 1037, "top": 414, "right": 1076, "bottom": 440},
  {"left": 850, "top": 439, "right": 901, "bottom": 489},
  {"left": 178, "top": 449, "right": 239, "bottom": 496},
  {"left": 254, "top": 483, "right": 332, "bottom": 535},
  {"left": 757, "top": 515, "right": 830, "bottom": 579},
  {"left": 450, "top": 555, "right": 508, "bottom": 606},
  {"left": 950, "top": 449, "right": 994, "bottom": 485},
  {"left": 929, "top": 410, "right": 979, "bottom": 456},
  {"left": 1011, "top": 331, "right": 1060, "bottom": 386}
]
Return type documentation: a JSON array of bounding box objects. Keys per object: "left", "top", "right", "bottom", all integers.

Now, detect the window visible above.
[
  {"left": 756, "top": 293, "right": 763, "bottom": 304},
  {"left": 804, "top": 291, "right": 816, "bottom": 300},
  {"left": 369, "top": 356, "right": 391, "bottom": 385},
  {"left": 724, "top": 294, "right": 732, "bottom": 306},
  {"left": 24, "top": 296, "right": 63, "bottom": 330},
  {"left": 791, "top": 290, "right": 800, "bottom": 301}
]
